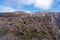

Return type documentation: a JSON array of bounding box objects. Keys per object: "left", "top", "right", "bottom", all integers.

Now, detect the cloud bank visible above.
[
  {"left": 0, "top": 0, "right": 54, "bottom": 12},
  {"left": 0, "top": 6, "right": 15, "bottom": 12},
  {"left": 5, "top": 0, "right": 54, "bottom": 10}
]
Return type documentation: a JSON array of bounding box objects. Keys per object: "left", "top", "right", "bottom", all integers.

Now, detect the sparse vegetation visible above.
[{"left": 0, "top": 12, "right": 59, "bottom": 40}]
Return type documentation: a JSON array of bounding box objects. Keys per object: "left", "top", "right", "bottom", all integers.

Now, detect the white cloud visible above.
[
  {"left": 26, "top": 11, "right": 31, "bottom": 13},
  {"left": 17, "top": 0, "right": 34, "bottom": 5},
  {"left": 20, "top": 10, "right": 31, "bottom": 13},
  {"left": 5, "top": 0, "right": 54, "bottom": 10},
  {"left": 16, "top": 0, "right": 54, "bottom": 9},
  {"left": 0, "top": 6, "right": 15, "bottom": 12},
  {"left": 34, "top": 0, "right": 54, "bottom": 9}
]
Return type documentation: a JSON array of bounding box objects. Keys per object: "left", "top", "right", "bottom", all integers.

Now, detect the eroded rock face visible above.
[{"left": 0, "top": 12, "right": 59, "bottom": 40}]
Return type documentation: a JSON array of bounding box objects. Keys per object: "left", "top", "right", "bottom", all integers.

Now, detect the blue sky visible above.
[{"left": 0, "top": 0, "right": 60, "bottom": 12}]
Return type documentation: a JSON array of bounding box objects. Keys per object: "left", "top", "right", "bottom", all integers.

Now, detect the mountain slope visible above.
[{"left": 0, "top": 11, "right": 59, "bottom": 40}]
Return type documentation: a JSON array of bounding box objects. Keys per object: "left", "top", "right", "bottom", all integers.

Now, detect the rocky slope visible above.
[{"left": 0, "top": 12, "right": 59, "bottom": 40}]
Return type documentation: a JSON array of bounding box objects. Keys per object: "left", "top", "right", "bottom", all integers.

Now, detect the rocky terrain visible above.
[{"left": 0, "top": 11, "right": 59, "bottom": 40}]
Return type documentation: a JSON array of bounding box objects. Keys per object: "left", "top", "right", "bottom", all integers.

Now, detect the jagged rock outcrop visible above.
[{"left": 0, "top": 12, "right": 59, "bottom": 40}]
